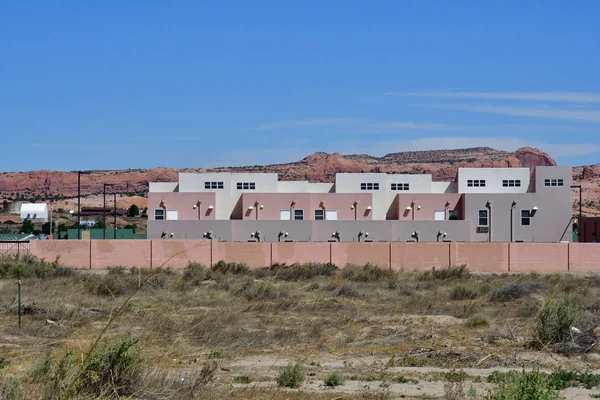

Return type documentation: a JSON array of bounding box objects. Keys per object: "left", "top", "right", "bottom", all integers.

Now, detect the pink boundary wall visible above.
[{"left": 28, "top": 240, "right": 600, "bottom": 273}]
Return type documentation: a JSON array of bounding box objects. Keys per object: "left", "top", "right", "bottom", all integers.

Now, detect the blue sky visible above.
[{"left": 2, "top": 1, "right": 600, "bottom": 172}]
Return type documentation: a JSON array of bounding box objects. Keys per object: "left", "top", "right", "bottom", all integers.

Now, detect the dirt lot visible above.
[{"left": 2, "top": 259, "right": 600, "bottom": 399}]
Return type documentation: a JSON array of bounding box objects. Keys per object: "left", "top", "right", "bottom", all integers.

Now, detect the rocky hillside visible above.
[{"left": 0, "top": 147, "right": 554, "bottom": 200}]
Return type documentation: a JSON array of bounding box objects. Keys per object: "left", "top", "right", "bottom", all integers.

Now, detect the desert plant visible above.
[
  {"left": 490, "top": 281, "right": 540, "bottom": 302},
  {"left": 421, "top": 265, "right": 470, "bottom": 281},
  {"left": 484, "top": 368, "right": 563, "bottom": 400},
  {"left": 276, "top": 362, "right": 305, "bottom": 388},
  {"left": 233, "top": 375, "right": 252, "bottom": 384},
  {"left": 450, "top": 284, "right": 478, "bottom": 300},
  {"left": 465, "top": 315, "right": 490, "bottom": 329},
  {"left": 182, "top": 262, "right": 210, "bottom": 285},
  {"left": 234, "top": 278, "right": 286, "bottom": 300},
  {"left": 266, "top": 263, "right": 337, "bottom": 281},
  {"left": 535, "top": 297, "right": 577, "bottom": 345},
  {"left": 324, "top": 370, "right": 344, "bottom": 387},
  {"left": 211, "top": 260, "right": 249, "bottom": 275},
  {"left": 339, "top": 264, "right": 394, "bottom": 282}
]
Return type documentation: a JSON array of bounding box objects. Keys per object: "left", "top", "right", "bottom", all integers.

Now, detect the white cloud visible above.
[
  {"left": 237, "top": 118, "right": 362, "bottom": 131},
  {"left": 428, "top": 103, "right": 600, "bottom": 123},
  {"left": 402, "top": 91, "right": 600, "bottom": 103}
]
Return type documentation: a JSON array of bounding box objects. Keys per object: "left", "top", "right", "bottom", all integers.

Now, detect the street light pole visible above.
[
  {"left": 77, "top": 171, "right": 81, "bottom": 240},
  {"left": 113, "top": 192, "right": 117, "bottom": 239}
]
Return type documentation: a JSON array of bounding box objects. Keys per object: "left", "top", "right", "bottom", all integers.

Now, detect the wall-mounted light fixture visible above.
[
  {"left": 352, "top": 200, "right": 359, "bottom": 220},
  {"left": 203, "top": 231, "right": 213, "bottom": 239},
  {"left": 437, "top": 231, "right": 447, "bottom": 242},
  {"left": 331, "top": 231, "right": 341, "bottom": 242},
  {"left": 161, "top": 231, "right": 167, "bottom": 239},
  {"left": 260, "top": 204, "right": 264, "bottom": 209},
  {"left": 208, "top": 205, "right": 214, "bottom": 209},
  {"left": 366, "top": 205, "right": 372, "bottom": 210},
  {"left": 532, "top": 206, "right": 538, "bottom": 211},
  {"left": 250, "top": 231, "right": 261, "bottom": 242},
  {"left": 510, "top": 200, "right": 517, "bottom": 242},
  {"left": 248, "top": 206, "right": 254, "bottom": 210},
  {"left": 278, "top": 231, "right": 289, "bottom": 242}
]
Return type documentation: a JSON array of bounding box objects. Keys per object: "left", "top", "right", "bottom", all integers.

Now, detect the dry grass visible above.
[{"left": 2, "top": 261, "right": 600, "bottom": 398}]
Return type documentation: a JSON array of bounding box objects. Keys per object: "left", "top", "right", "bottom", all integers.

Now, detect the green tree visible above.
[
  {"left": 21, "top": 219, "right": 35, "bottom": 234},
  {"left": 127, "top": 204, "right": 139, "bottom": 217}
]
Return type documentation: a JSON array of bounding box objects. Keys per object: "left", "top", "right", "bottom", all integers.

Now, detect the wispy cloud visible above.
[
  {"left": 400, "top": 91, "right": 600, "bottom": 103},
  {"left": 236, "top": 118, "right": 362, "bottom": 131},
  {"left": 30, "top": 143, "right": 129, "bottom": 150},
  {"left": 428, "top": 103, "right": 600, "bottom": 123}
]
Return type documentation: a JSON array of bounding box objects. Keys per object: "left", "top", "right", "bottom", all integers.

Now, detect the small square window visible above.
[
  {"left": 205, "top": 182, "right": 211, "bottom": 189},
  {"left": 237, "top": 183, "right": 243, "bottom": 190},
  {"left": 249, "top": 182, "right": 256, "bottom": 190},
  {"left": 544, "top": 179, "right": 551, "bottom": 187},
  {"left": 294, "top": 209, "right": 304, "bottom": 220},
  {"left": 243, "top": 183, "right": 249, "bottom": 190},
  {"left": 503, "top": 180, "right": 508, "bottom": 187},
  {"left": 366, "top": 183, "right": 373, "bottom": 190},
  {"left": 373, "top": 183, "right": 379, "bottom": 190},
  {"left": 361, "top": 183, "right": 367, "bottom": 190},
  {"left": 448, "top": 210, "right": 458, "bottom": 220},
  {"left": 515, "top": 180, "right": 521, "bottom": 187},
  {"left": 557, "top": 179, "right": 564, "bottom": 187},
  {"left": 154, "top": 209, "right": 165, "bottom": 220},
  {"left": 314, "top": 209, "right": 324, "bottom": 220},
  {"left": 391, "top": 183, "right": 397, "bottom": 190},
  {"left": 403, "top": 183, "right": 409, "bottom": 190},
  {"left": 217, "top": 182, "right": 223, "bottom": 189},
  {"left": 467, "top": 180, "right": 473, "bottom": 187},
  {"left": 521, "top": 210, "right": 531, "bottom": 226},
  {"left": 480, "top": 180, "right": 486, "bottom": 187}
]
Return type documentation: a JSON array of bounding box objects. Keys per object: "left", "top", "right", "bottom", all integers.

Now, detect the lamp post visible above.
[
  {"left": 103, "top": 183, "right": 115, "bottom": 239},
  {"left": 193, "top": 201, "right": 201, "bottom": 220},
  {"left": 486, "top": 200, "right": 492, "bottom": 242},
  {"left": 510, "top": 200, "right": 517, "bottom": 242},
  {"left": 113, "top": 192, "right": 117, "bottom": 239},
  {"left": 571, "top": 185, "right": 582, "bottom": 242},
  {"left": 352, "top": 201, "right": 358, "bottom": 220}
]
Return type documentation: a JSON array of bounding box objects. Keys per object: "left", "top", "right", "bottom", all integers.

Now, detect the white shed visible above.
[{"left": 20, "top": 203, "right": 49, "bottom": 222}]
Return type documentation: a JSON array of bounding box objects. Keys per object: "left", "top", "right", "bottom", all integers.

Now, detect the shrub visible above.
[
  {"left": 339, "top": 264, "right": 394, "bottom": 282},
  {"left": 234, "top": 278, "right": 286, "bottom": 300},
  {"left": 266, "top": 263, "right": 337, "bottom": 281},
  {"left": 211, "top": 260, "right": 249, "bottom": 275},
  {"left": 0, "top": 356, "right": 9, "bottom": 369},
  {"left": 450, "top": 284, "right": 478, "bottom": 300},
  {"left": 535, "top": 298, "right": 577, "bottom": 345},
  {"left": 465, "top": 315, "right": 490, "bottom": 329},
  {"left": 182, "top": 262, "right": 210, "bottom": 285},
  {"left": 324, "top": 370, "right": 344, "bottom": 387},
  {"left": 233, "top": 375, "right": 252, "bottom": 384},
  {"left": 276, "top": 362, "right": 305, "bottom": 388},
  {"left": 83, "top": 273, "right": 140, "bottom": 296},
  {"left": 490, "top": 282, "right": 540, "bottom": 302},
  {"left": 327, "top": 281, "right": 361, "bottom": 298},
  {"left": 484, "top": 368, "right": 562, "bottom": 400},
  {"left": 394, "top": 376, "right": 419, "bottom": 384},
  {"left": 0, "top": 255, "right": 72, "bottom": 279},
  {"left": 0, "top": 377, "right": 20, "bottom": 400},
  {"left": 420, "top": 265, "right": 470, "bottom": 281}
]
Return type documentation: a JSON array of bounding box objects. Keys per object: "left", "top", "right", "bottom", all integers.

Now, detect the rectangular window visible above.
[
  {"left": 206, "top": 181, "right": 224, "bottom": 189},
  {"left": 478, "top": 209, "right": 489, "bottom": 226},
  {"left": 154, "top": 209, "right": 164, "bottom": 220},
  {"left": 545, "top": 178, "right": 565, "bottom": 187},
  {"left": 503, "top": 179, "right": 521, "bottom": 187},
  {"left": 361, "top": 182, "right": 380, "bottom": 190},
  {"left": 294, "top": 209, "right": 304, "bottom": 220},
  {"left": 326, "top": 210, "right": 338, "bottom": 220},
  {"left": 236, "top": 182, "right": 256, "bottom": 190},
  {"left": 314, "top": 209, "right": 324, "bottom": 220},
  {"left": 521, "top": 210, "right": 531, "bottom": 226},
  {"left": 468, "top": 180, "right": 486, "bottom": 188},
  {"left": 391, "top": 183, "right": 410, "bottom": 190},
  {"left": 166, "top": 210, "right": 178, "bottom": 220},
  {"left": 280, "top": 209, "right": 291, "bottom": 220},
  {"left": 448, "top": 210, "right": 458, "bottom": 220},
  {"left": 434, "top": 210, "right": 445, "bottom": 221}
]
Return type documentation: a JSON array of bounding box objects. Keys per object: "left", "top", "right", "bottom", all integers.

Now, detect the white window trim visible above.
[
  {"left": 154, "top": 208, "right": 165, "bottom": 220},
  {"left": 434, "top": 210, "right": 445, "bottom": 221},
  {"left": 294, "top": 209, "right": 304, "bottom": 220},
  {"left": 521, "top": 210, "right": 531, "bottom": 226},
  {"left": 166, "top": 209, "right": 179, "bottom": 221},
  {"left": 478, "top": 209, "right": 489, "bottom": 227},
  {"left": 280, "top": 209, "right": 291, "bottom": 220},
  {"left": 314, "top": 209, "right": 324, "bottom": 220},
  {"left": 326, "top": 209, "right": 338, "bottom": 220}
]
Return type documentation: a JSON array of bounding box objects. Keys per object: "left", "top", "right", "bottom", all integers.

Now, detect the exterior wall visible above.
[
  {"left": 450, "top": 242, "right": 509, "bottom": 272},
  {"left": 149, "top": 182, "right": 178, "bottom": 192},
  {"left": 396, "top": 193, "right": 463, "bottom": 221},
  {"left": 90, "top": 240, "right": 151, "bottom": 269},
  {"left": 151, "top": 239, "right": 212, "bottom": 269},
  {"left": 334, "top": 173, "right": 391, "bottom": 220},
  {"left": 212, "top": 242, "right": 271, "bottom": 268},
  {"left": 148, "top": 219, "right": 473, "bottom": 242},
  {"left": 582, "top": 217, "right": 600, "bottom": 242},
  {"left": 271, "top": 242, "right": 330, "bottom": 265},
  {"left": 178, "top": 172, "right": 279, "bottom": 220},
  {"left": 30, "top": 240, "right": 91, "bottom": 268},
  {"left": 391, "top": 243, "right": 450, "bottom": 271},
  {"left": 533, "top": 166, "right": 573, "bottom": 193},
  {"left": 277, "top": 181, "right": 334, "bottom": 193},
  {"left": 331, "top": 242, "right": 390, "bottom": 268},
  {"left": 509, "top": 243, "right": 569, "bottom": 272},
  {"left": 568, "top": 243, "right": 600, "bottom": 271},
  {"left": 458, "top": 168, "right": 530, "bottom": 194},
  {"left": 431, "top": 182, "right": 458, "bottom": 193},
  {"left": 463, "top": 192, "right": 572, "bottom": 243},
  {"left": 148, "top": 192, "right": 216, "bottom": 221},
  {"left": 29, "top": 240, "right": 600, "bottom": 272},
  {"left": 240, "top": 193, "right": 373, "bottom": 221}
]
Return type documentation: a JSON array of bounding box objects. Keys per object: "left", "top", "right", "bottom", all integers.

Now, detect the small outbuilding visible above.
[{"left": 20, "top": 203, "right": 49, "bottom": 222}]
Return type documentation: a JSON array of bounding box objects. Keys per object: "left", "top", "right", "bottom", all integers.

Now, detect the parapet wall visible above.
[{"left": 29, "top": 240, "right": 600, "bottom": 273}]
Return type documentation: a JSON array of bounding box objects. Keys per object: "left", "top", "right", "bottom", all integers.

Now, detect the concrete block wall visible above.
[{"left": 28, "top": 240, "right": 600, "bottom": 273}]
